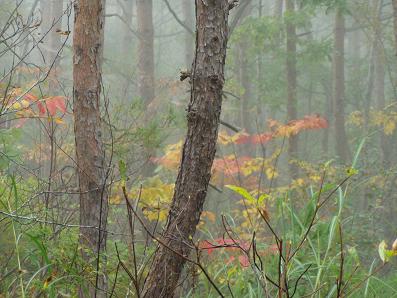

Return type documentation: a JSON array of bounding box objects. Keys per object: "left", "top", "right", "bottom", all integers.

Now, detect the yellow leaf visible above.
[
  {"left": 384, "top": 120, "right": 395, "bottom": 135},
  {"left": 265, "top": 167, "right": 278, "bottom": 180}
]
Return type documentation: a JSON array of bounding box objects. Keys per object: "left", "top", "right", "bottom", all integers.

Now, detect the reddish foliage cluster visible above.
[
  {"left": 6, "top": 90, "right": 68, "bottom": 127},
  {"left": 199, "top": 238, "right": 250, "bottom": 267},
  {"left": 37, "top": 96, "right": 67, "bottom": 116},
  {"left": 234, "top": 132, "right": 273, "bottom": 145},
  {"left": 285, "top": 114, "right": 329, "bottom": 132},
  {"left": 212, "top": 156, "right": 253, "bottom": 176}
]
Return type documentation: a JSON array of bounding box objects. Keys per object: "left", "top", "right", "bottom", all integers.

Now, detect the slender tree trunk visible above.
[
  {"left": 373, "top": 0, "right": 389, "bottom": 166},
  {"left": 182, "top": 0, "right": 194, "bottom": 69},
  {"left": 333, "top": 8, "right": 350, "bottom": 162},
  {"left": 393, "top": 0, "right": 397, "bottom": 55},
  {"left": 274, "top": 0, "right": 283, "bottom": 18},
  {"left": 286, "top": 0, "right": 298, "bottom": 177},
  {"left": 121, "top": 0, "right": 134, "bottom": 98},
  {"left": 142, "top": 1, "right": 231, "bottom": 296},
  {"left": 73, "top": 0, "right": 108, "bottom": 296},
  {"left": 236, "top": 4, "right": 254, "bottom": 156},
  {"left": 136, "top": 0, "right": 155, "bottom": 105},
  {"left": 321, "top": 80, "right": 332, "bottom": 155}
]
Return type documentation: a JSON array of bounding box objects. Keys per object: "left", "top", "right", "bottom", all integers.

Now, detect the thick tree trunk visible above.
[
  {"left": 136, "top": 0, "right": 155, "bottom": 105},
  {"left": 72, "top": 0, "right": 108, "bottom": 296},
  {"left": 333, "top": 8, "right": 350, "bottom": 162},
  {"left": 182, "top": 0, "right": 194, "bottom": 69},
  {"left": 142, "top": 1, "right": 231, "bottom": 297},
  {"left": 286, "top": 0, "right": 298, "bottom": 177}
]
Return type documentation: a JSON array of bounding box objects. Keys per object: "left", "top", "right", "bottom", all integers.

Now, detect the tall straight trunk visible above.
[
  {"left": 73, "top": 0, "right": 108, "bottom": 296},
  {"left": 286, "top": 0, "right": 298, "bottom": 177},
  {"left": 182, "top": 0, "right": 194, "bottom": 69},
  {"left": 374, "top": 0, "right": 389, "bottom": 166},
  {"left": 236, "top": 4, "right": 254, "bottom": 156},
  {"left": 136, "top": 0, "right": 155, "bottom": 105},
  {"left": 274, "top": 0, "right": 283, "bottom": 18},
  {"left": 333, "top": 8, "right": 350, "bottom": 162},
  {"left": 321, "top": 80, "right": 332, "bottom": 155},
  {"left": 121, "top": 0, "right": 134, "bottom": 97},
  {"left": 142, "top": 1, "right": 231, "bottom": 296},
  {"left": 393, "top": 0, "right": 397, "bottom": 55}
]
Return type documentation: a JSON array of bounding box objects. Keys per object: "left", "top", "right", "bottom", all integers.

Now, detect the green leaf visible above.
[
  {"left": 258, "top": 193, "right": 270, "bottom": 205},
  {"left": 118, "top": 160, "right": 127, "bottom": 185},
  {"left": 379, "top": 240, "right": 388, "bottom": 263},
  {"left": 226, "top": 185, "right": 256, "bottom": 204}
]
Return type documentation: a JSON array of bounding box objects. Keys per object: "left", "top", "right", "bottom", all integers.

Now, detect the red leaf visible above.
[
  {"left": 42, "top": 96, "right": 67, "bottom": 116},
  {"left": 238, "top": 255, "right": 250, "bottom": 267}
]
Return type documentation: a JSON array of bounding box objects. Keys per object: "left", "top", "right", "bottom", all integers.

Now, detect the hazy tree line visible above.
[{"left": 1, "top": 0, "right": 397, "bottom": 297}]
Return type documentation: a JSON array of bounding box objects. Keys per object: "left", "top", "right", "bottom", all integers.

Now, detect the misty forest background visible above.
[{"left": 1, "top": 0, "right": 397, "bottom": 297}]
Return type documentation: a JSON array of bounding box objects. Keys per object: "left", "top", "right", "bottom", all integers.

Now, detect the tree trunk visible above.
[
  {"left": 136, "top": 0, "right": 155, "bottom": 105},
  {"left": 286, "top": 0, "right": 298, "bottom": 178},
  {"left": 182, "top": 0, "right": 194, "bottom": 69},
  {"left": 121, "top": 0, "right": 134, "bottom": 98},
  {"left": 274, "top": 0, "right": 283, "bottom": 18},
  {"left": 236, "top": 4, "right": 254, "bottom": 156},
  {"left": 374, "top": 0, "right": 389, "bottom": 166},
  {"left": 333, "top": 8, "right": 350, "bottom": 163},
  {"left": 393, "top": 0, "right": 397, "bottom": 55},
  {"left": 72, "top": 0, "right": 108, "bottom": 296},
  {"left": 142, "top": 1, "right": 231, "bottom": 296}
]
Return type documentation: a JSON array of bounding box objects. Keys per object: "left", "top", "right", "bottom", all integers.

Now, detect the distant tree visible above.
[
  {"left": 373, "top": 0, "right": 389, "bottom": 166},
  {"left": 142, "top": 1, "right": 232, "bottom": 296},
  {"left": 121, "top": 0, "right": 134, "bottom": 97},
  {"left": 333, "top": 6, "right": 350, "bottom": 162},
  {"left": 286, "top": 0, "right": 299, "bottom": 176},
  {"left": 136, "top": 0, "right": 155, "bottom": 106},
  {"left": 72, "top": 0, "right": 108, "bottom": 296},
  {"left": 393, "top": 0, "right": 397, "bottom": 55}
]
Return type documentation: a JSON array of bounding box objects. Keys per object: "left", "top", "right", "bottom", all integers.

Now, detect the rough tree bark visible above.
[
  {"left": 72, "top": 0, "right": 108, "bottom": 296},
  {"left": 142, "top": 1, "right": 231, "bottom": 296},
  {"left": 286, "top": 0, "right": 298, "bottom": 177},
  {"left": 136, "top": 0, "right": 155, "bottom": 105},
  {"left": 333, "top": 7, "right": 350, "bottom": 162}
]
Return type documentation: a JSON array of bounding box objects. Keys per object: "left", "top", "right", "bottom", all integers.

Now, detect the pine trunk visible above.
[
  {"left": 72, "top": 0, "right": 108, "bottom": 296},
  {"left": 142, "top": 1, "right": 231, "bottom": 296}
]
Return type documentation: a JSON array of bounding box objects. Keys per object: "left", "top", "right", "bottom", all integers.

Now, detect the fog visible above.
[{"left": 1, "top": 0, "right": 396, "bottom": 297}]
